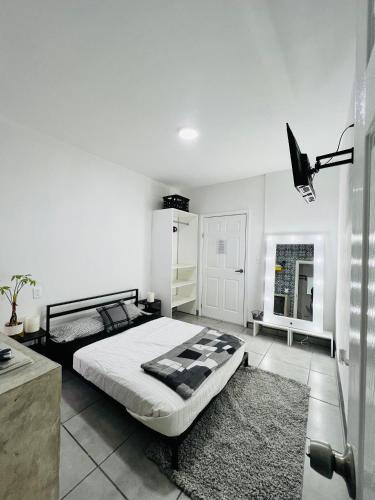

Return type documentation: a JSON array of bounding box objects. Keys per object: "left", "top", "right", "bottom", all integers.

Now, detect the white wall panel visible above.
[{"left": 0, "top": 116, "right": 169, "bottom": 327}]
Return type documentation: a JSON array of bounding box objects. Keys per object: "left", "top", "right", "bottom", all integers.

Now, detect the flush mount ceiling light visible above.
[{"left": 177, "top": 127, "right": 199, "bottom": 141}]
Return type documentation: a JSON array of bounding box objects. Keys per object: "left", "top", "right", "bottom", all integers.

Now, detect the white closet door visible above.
[{"left": 201, "top": 214, "right": 246, "bottom": 325}]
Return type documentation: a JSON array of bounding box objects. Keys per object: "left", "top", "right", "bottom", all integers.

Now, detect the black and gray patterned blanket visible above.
[{"left": 141, "top": 328, "right": 244, "bottom": 399}]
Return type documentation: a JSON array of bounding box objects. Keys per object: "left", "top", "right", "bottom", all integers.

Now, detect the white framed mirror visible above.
[{"left": 263, "top": 234, "right": 324, "bottom": 332}]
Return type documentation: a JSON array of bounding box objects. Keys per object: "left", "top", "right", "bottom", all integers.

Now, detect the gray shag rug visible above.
[{"left": 146, "top": 367, "right": 310, "bottom": 500}]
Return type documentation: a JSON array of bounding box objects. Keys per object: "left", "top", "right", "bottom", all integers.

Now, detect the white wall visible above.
[
  {"left": 0, "top": 116, "right": 169, "bottom": 328},
  {"left": 335, "top": 164, "right": 352, "bottom": 416},
  {"left": 183, "top": 176, "right": 266, "bottom": 321},
  {"left": 334, "top": 124, "right": 354, "bottom": 418},
  {"left": 184, "top": 167, "right": 339, "bottom": 332},
  {"left": 264, "top": 169, "right": 339, "bottom": 333},
  {"left": 4, "top": 105, "right": 340, "bottom": 337}
]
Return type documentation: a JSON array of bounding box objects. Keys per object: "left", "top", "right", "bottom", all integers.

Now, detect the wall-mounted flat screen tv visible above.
[{"left": 286, "top": 123, "right": 315, "bottom": 203}]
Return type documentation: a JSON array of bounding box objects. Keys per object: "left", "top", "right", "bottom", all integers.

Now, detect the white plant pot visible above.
[{"left": 3, "top": 322, "right": 23, "bottom": 336}]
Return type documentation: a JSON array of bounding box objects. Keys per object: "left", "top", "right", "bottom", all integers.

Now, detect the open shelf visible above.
[
  {"left": 172, "top": 264, "right": 196, "bottom": 270},
  {"left": 172, "top": 295, "right": 196, "bottom": 308},
  {"left": 171, "top": 280, "right": 196, "bottom": 289}
]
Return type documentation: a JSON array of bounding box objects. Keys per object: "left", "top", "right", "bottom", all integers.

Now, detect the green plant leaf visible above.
[{"left": 7, "top": 275, "right": 36, "bottom": 297}]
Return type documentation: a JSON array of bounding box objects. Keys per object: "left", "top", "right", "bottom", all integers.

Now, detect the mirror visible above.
[
  {"left": 273, "top": 244, "right": 314, "bottom": 321},
  {"left": 264, "top": 234, "right": 323, "bottom": 332}
]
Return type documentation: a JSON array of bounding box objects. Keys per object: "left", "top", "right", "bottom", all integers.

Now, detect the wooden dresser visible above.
[{"left": 0, "top": 333, "right": 61, "bottom": 500}]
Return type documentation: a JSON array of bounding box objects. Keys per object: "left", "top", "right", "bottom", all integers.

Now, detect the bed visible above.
[
  {"left": 45, "top": 289, "right": 156, "bottom": 366},
  {"left": 45, "top": 289, "right": 248, "bottom": 468},
  {"left": 73, "top": 316, "right": 246, "bottom": 437}
]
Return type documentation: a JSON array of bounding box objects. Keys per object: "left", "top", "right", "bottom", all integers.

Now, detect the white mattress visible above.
[{"left": 73, "top": 317, "right": 245, "bottom": 436}]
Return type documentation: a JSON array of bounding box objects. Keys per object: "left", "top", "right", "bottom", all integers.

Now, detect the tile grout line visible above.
[
  {"left": 309, "top": 395, "right": 340, "bottom": 408},
  {"left": 63, "top": 416, "right": 138, "bottom": 467},
  {"left": 97, "top": 429, "right": 136, "bottom": 467},
  {"left": 61, "top": 424, "right": 132, "bottom": 500},
  {"left": 246, "top": 333, "right": 275, "bottom": 367},
  {"left": 258, "top": 352, "right": 311, "bottom": 372},
  {"left": 256, "top": 339, "right": 273, "bottom": 367},
  {"left": 62, "top": 425, "right": 98, "bottom": 465},
  {"left": 97, "top": 465, "right": 129, "bottom": 500},
  {"left": 60, "top": 374, "right": 156, "bottom": 500},
  {"left": 60, "top": 468, "right": 98, "bottom": 500},
  {"left": 309, "top": 367, "right": 337, "bottom": 378},
  {"left": 249, "top": 338, "right": 334, "bottom": 384},
  {"left": 61, "top": 396, "right": 103, "bottom": 426}
]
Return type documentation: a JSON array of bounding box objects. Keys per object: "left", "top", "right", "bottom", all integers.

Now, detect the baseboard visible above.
[{"left": 336, "top": 357, "right": 348, "bottom": 441}]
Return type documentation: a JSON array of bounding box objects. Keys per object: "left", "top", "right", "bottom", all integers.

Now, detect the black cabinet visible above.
[
  {"left": 10, "top": 328, "right": 47, "bottom": 354},
  {"left": 138, "top": 299, "right": 162, "bottom": 317}
]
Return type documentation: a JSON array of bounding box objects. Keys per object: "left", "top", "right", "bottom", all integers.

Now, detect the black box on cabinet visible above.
[{"left": 163, "top": 194, "right": 189, "bottom": 212}]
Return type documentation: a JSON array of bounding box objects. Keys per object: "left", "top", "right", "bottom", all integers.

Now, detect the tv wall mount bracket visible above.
[{"left": 313, "top": 147, "right": 354, "bottom": 174}]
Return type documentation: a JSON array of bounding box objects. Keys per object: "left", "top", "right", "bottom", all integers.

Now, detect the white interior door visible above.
[{"left": 201, "top": 214, "right": 246, "bottom": 325}]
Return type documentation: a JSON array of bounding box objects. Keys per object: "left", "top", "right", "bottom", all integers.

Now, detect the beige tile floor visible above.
[{"left": 59, "top": 313, "right": 349, "bottom": 500}]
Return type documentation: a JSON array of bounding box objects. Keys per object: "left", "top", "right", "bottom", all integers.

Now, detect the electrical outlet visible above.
[{"left": 33, "top": 286, "right": 42, "bottom": 300}]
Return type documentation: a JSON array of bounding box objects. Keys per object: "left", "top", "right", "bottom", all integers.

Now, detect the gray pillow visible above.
[
  {"left": 50, "top": 316, "right": 104, "bottom": 343},
  {"left": 97, "top": 302, "right": 130, "bottom": 334}
]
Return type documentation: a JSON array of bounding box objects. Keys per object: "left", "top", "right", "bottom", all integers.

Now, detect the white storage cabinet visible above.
[{"left": 151, "top": 208, "right": 198, "bottom": 317}]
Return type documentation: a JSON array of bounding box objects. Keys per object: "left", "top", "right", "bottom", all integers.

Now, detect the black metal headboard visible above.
[{"left": 46, "top": 288, "right": 138, "bottom": 337}]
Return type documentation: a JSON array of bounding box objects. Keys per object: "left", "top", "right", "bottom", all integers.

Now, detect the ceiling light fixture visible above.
[{"left": 178, "top": 127, "right": 199, "bottom": 141}]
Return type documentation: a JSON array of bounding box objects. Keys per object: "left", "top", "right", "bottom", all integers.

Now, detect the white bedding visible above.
[{"left": 73, "top": 317, "right": 245, "bottom": 436}]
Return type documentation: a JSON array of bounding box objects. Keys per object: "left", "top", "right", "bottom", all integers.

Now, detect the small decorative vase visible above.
[{"left": 3, "top": 322, "right": 24, "bottom": 336}]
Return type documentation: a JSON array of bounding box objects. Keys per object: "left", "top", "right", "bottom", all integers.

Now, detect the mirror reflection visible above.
[{"left": 273, "top": 244, "right": 314, "bottom": 321}]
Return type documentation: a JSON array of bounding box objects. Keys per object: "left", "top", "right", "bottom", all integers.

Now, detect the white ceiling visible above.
[{"left": 0, "top": 0, "right": 355, "bottom": 188}]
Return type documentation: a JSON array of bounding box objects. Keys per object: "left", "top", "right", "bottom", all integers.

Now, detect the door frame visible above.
[{"left": 198, "top": 210, "right": 248, "bottom": 327}]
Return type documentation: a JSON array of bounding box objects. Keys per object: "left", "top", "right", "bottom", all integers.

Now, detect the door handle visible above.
[
  {"left": 307, "top": 441, "right": 356, "bottom": 499},
  {"left": 235, "top": 269, "right": 244, "bottom": 273}
]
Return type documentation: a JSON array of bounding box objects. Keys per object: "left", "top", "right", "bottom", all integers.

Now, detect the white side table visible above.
[
  {"left": 253, "top": 320, "right": 291, "bottom": 346},
  {"left": 289, "top": 327, "right": 334, "bottom": 357},
  {"left": 253, "top": 320, "right": 334, "bottom": 356}
]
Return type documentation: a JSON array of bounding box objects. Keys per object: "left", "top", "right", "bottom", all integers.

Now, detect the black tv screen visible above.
[{"left": 286, "top": 123, "right": 315, "bottom": 203}]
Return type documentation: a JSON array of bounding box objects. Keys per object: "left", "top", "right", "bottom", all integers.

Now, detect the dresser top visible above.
[{"left": 0, "top": 333, "right": 60, "bottom": 396}]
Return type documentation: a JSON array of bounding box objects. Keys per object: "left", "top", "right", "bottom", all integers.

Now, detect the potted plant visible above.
[{"left": 0, "top": 274, "right": 37, "bottom": 336}]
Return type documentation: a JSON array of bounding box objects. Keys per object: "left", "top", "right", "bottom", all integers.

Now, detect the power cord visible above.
[
  {"left": 297, "top": 336, "right": 310, "bottom": 345},
  {"left": 321, "top": 123, "right": 354, "bottom": 166}
]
